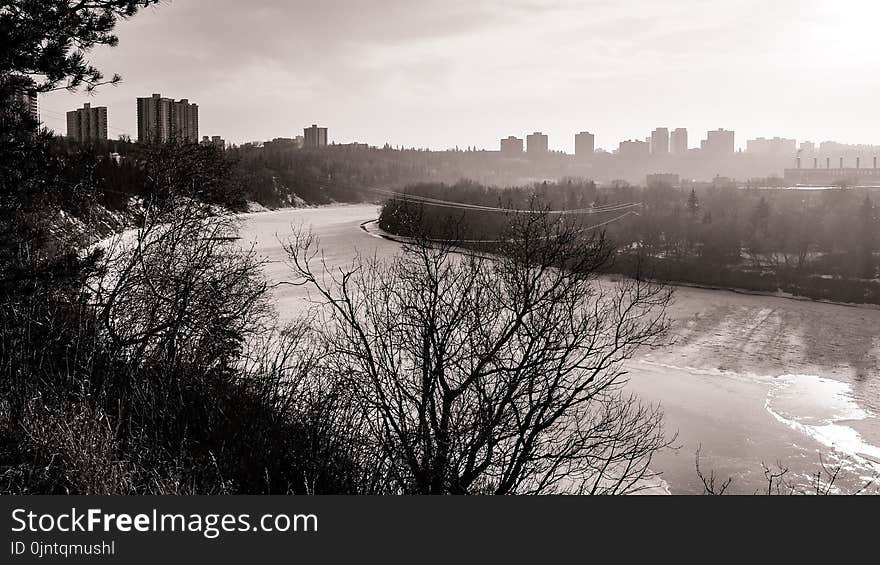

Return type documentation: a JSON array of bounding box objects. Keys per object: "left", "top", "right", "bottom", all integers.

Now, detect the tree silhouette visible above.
[
  {"left": 1, "top": 1, "right": 160, "bottom": 96},
  {"left": 286, "top": 208, "right": 673, "bottom": 494}
]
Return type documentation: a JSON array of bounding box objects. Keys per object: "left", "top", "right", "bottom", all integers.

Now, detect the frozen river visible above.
[{"left": 238, "top": 204, "right": 880, "bottom": 494}]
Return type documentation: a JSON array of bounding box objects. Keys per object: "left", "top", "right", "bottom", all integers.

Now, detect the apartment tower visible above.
[
  {"left": 66, "top": 103, "right": 108, "bottom": 142},
  {"left": 137, "top": 93, "right": 199, "bottom": 143}
]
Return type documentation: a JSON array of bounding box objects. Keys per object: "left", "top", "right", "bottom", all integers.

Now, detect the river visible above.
[{"left": 237, "top": 204, "right": 880, "bottom": 494}]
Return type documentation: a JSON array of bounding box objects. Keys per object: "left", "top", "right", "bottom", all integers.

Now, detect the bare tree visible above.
[
  {"left": 695, "top": 446, "right": 732, "bottom": 495},
  {"left": 239, "top": 318, "right": 395, "bottom": 494},
  {"left": 93, "top": 197, "right": 269, "bottom": 369},
  {"left": 284, "top": 209, "right": 673, "bottom": 494}
]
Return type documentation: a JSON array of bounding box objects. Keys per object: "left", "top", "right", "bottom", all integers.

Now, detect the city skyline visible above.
[
  {"left": 51, "top": 94, "right": 880, "bottom": 163},
  {"left": 50, "top": 94, "right": 880, "bottom": 163},
  {"left": 35, "top": 0, "right": 880, "bottom": 152}
]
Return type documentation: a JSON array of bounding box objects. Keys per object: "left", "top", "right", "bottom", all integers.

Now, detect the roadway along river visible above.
[{"left": 238, "top": 204, "right": 880, "bottom": 494}]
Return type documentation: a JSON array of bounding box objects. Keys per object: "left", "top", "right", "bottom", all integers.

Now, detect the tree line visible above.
[
  {"left": 379, "top": 180, "right": 880, "bottom": 304},
  {"left": 43, "top": 133, "right": 443, "bottom": 212}
]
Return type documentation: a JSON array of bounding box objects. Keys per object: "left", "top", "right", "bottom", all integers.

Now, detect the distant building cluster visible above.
[
  {"left": 489, "top": 124, "right": 880, "bottom": 186},
  {"left": 498, "top": 126, "right": 735, "bottom": 163},
  {"left": 59, "top": 91, "right": 239, "bottom": 153},
  {"left": 499, "top": 130, "right": 595, "bottom": 159},
  {"left": 615, "top": 126, "right": 731, "bottom": 158},
  {"left": 62, "top": 93, "right": 234, "bottom": 148}
]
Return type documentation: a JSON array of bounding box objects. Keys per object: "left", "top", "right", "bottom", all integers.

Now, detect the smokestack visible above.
[
  {"left": 796, "top": 157, "right": 801, "bottom": 169},
  {"left": 826, "top": 157, "right": 831, "bottom": 169},
  {"left": 874, "top": 156, "right": 877, "bottom": 169},
  {"left": 857, "top": 157, "right": 860, "bottom": 169},
  {"left": 840, "top": 156, "right": 844, "bottom": 169},
  {"left": 813, "top": 157, "right": 818, "bottom": 169}
]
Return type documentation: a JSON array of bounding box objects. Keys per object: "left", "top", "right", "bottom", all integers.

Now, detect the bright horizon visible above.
[{"left": 38, "top": 0, "right": 880, "bottom": 152}]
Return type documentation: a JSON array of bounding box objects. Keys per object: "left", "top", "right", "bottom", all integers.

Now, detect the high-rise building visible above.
[
  {"left": 575, "top": 131, "right": 595, "bottom": 159},
  {"left": 137, "top": 94, "right": 170, "bottom": 143},
  {"left": 136, "top": 93, "right": 199, "bottom": 143},
  {"left": 500, "top": 135, "right": 523, "bottom": 157},
  {"left": 304, "top": 124, "right": 328, "bottom": 148},
  {"left": 66, "top": 102, "right": 108, "bottom": 142},
  {"left": 526, "top": 131, "right": 548, "bottom": 155},
  {"left": 671, "top": 128, "right": 688, "bottom": 155},
  {"left": 701, "top": 128, "right": 735, "bottom": 155},
  {"left": 171, "top": 99, "right": 199, "bottom": 142},
  {"left": 650, "top": 127, "right": 669, "bottom": 155}
]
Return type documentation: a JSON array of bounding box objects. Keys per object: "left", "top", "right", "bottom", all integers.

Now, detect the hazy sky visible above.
[{"left": 40, "top": 0, "right": 880, "bottom": 152}]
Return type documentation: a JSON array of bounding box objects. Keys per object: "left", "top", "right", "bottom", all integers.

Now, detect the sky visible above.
[{"left": 40, "top": 0, "right": 880, "bottom": 152}]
